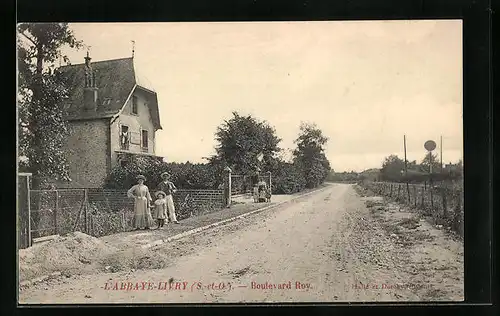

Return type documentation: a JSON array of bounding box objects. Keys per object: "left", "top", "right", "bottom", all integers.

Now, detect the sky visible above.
[{"left": 62, "top": 21, "right": 463, "bottom": 172}]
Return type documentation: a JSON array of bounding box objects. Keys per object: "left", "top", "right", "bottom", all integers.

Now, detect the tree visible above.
[
  {"left": 407, "top": 160, "right": 418, "bottom": 170},
  {"left": 380, "top": 154, "right": 405, "bottom": 181},
  {"left": 17, "top": 23, "right": 83, "bottom": 189},
  {"left": 293, "top": 122, "right": 331, "bottom": 188},
  {"left": 211, "top": 112, "right": 281, "bottom": 175},
  {"left": 420, "top": 153, "right": 441, "bottom": 173},
  {"left": 270, "top": 161, "right": 306, "bottom": 194}
]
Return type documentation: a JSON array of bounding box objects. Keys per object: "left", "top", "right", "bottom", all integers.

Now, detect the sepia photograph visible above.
[{"left": 17, "top": 21, "right": 464, "bottom": 304}]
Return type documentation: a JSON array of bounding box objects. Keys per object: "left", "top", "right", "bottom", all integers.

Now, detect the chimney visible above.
[
  {"left": 83, "top": 52, "right": 98, "bottom": 111},
  {"left": 84, "top": 51, "right": 91, "bottom": 67}
]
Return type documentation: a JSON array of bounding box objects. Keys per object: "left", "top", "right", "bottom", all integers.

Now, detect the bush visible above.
[
  {"left": 104, "top": 153, "right": 313, "bottom": 196},
  {"left": 269, "top": 161, "right": 306, "bottom": 194},
  {"left": 87, "top": 203, "right": 127, "bottom": 237},
  {"left": 104, "top": 154, "right": 221, "bottom": 190}
]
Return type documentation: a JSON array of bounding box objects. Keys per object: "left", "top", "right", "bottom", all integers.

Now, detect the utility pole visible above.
[
  {"left": 403, "top": 135, "right": 408, "bottom": 176},
  {"left": 404, "top": 135, "right": 410, "bottom": 202},
  {"left": 440, "top": 135, "right": 443, "bottom": 171}
]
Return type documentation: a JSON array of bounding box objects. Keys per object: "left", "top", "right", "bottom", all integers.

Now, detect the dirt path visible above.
[{"left": 19, "top": 183, "right": 463, "bottom": 304}]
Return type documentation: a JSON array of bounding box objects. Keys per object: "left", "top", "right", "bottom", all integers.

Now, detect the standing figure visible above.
[
  {"left": 251, "top": 171, "right": 260, "bottom": 203},
  {"left": 157, "top": 172, "right": 180, "bottom": 224},
  {"left": 152, "top": 191, "right": 167, "bottom": 228},
  {"left": 257, "top": 181, "right": 269, "bottom": 202},
  {"left": 127, "top": 175, "right": 154, "bottom": 230}
]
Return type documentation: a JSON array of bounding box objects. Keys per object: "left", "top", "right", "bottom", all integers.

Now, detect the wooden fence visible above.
[{"left": 361, "top": 181, "right": 464, "bottom": 236}]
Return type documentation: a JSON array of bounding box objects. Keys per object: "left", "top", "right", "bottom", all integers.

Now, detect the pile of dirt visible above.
[
  {"left": 19, "top": 232, "right": 118, "bottom": 283},
  {"left": 98, "top": 247, "right": 172, "bottom": 273}
]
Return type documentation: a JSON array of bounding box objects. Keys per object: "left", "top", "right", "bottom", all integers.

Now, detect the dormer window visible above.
[{"left": 132, "top": 96, "right": 138, "bottom": 114}]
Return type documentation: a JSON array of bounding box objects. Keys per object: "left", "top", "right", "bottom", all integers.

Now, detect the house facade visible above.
[{"left": 56, "top": 53, "right": 163, "bottom": 188}]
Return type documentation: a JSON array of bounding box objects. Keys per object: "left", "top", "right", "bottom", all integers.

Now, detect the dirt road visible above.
[{"left": 19, "top": 183, "right": 463, "bottom": 304}]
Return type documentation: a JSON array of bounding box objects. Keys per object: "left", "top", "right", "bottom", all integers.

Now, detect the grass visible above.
[{"left": 399, "top": 217, "right": 421, "bottom": 230}]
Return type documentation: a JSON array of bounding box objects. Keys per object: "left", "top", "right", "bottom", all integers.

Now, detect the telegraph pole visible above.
[
  {"left": 403, "top": 135, "right": 408, "bottom": 175},
  {"left": 404, "top": 135, "right": 410, "bottom": 202},
  {"left": 440, "top": 135, "right": 443, "bottom": 171}
]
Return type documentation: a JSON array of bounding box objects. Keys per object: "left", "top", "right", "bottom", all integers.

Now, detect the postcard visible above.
[{"left": 17, "top": 20, "right": 464, "bottom": 304}]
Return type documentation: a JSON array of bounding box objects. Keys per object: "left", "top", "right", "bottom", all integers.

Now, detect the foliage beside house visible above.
[{"left": 104, "top": 154, "right": 220, "bottom": 191}]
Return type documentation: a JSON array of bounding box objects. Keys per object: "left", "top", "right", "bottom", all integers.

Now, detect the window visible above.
[
  {"left": 141, "top": 130, "right": 148, "bottom": 149},
  {"left": 132, "top": 96, "right": 138, "bottom": 114},
  {"left": 120, "top": 125, "right": 129, "bottom": 150}
]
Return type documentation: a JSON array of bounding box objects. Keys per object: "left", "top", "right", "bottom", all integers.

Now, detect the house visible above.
[{"left": 55, "top": 53, "right": 163, "bottom": 188}]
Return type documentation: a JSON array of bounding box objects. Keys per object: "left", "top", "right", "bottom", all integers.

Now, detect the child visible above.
[{"left": 152, "top": 191, "right": 168, "bottom": 228}]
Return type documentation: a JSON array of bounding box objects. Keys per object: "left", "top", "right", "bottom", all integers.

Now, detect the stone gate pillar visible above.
[{"left": 223, "top": 166, "right": 232, "bottom": 208}]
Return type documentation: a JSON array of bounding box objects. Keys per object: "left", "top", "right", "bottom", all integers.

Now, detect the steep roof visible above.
[{"left": 57, "top": 57, "right": 162, "bottom": 130}]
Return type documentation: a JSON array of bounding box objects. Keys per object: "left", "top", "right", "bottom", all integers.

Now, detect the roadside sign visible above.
[{"left": 424, "top": 140, "right": 436, "bottom": 152}]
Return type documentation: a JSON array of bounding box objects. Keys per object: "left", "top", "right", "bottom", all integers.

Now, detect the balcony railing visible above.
[{"left": 115, "top": 149, "right": 162, "bottom": 158}]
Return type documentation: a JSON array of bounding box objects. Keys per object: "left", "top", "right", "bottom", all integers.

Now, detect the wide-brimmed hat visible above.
[
  {"left": 155, "top": 191, "right": 166, "bottom": 198},
  {"left": 136, "top": 174, "right": 146, "bottom": 181},
  {"left": 160, "top": 171, "right": 171, "bottom": 178}
]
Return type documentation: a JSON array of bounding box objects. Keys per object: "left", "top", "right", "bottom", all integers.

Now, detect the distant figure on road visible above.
[
  {"left": 156, "top": 172, "right": 179, "bottom": 224},
  {"left": 256, "top": 181, "right": 271, "bottom": 203},
  {"left": 127, "top": 175, "right": 154, "bottom": 230}
]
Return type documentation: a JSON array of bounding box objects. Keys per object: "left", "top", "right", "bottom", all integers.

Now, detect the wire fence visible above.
[
  {"left": 360, "top": 180, "right": 464, "bottom": 237},
  {"left": 27, "top": 188, "right": 225, "bottom": 240},
  {"left": 20, "top": 170, "right": 263, "bottom": 246}
]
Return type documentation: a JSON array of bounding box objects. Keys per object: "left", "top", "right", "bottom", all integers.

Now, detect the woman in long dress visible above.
[{"left": 127, "top": 175, "right": 155, "bottom": 230}]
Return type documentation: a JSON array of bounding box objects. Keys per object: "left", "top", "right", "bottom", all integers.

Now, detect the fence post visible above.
[
  {"left": 406, "top": 183, "right": 411, "bottom": 204},
  {"left": 18, "top": 173, "right": 33, "bottom": 249},
  {"left": 54, "top": 190, "right": 59, "bottom": 235},
  {"left": 84, "top": 189, "right": 88, "bottom": 234},
  {"left": 441, "top": 187, "right": 448, "bottom": 219},
  {"left": 413, "top": 185, "right": 417, "bottom": 207},
  {"left": 397, "top": 184, "right": 401, "bottom": 200},
  {"left": 27, "top": 176, "right": 32, "bottom": 247},
  {"left": 454, "top": 191, "right": 463, "bottom": 235},
  {"left": 223, "top": 167, "right": 232, "bottom": 208},
  {"left": 390, "top": 184, "right": 393, "bottom": 197},
  {"left": 421, "top": 186, "right": 425, "bottom": 208},
  {"left": 268, "top": 171, "right": 272, "bottom": 196},
  {"left": 90, "top": 214, "right": 93, "bottom": 236},
  {"left": 430, "top": 185, "right": 434, "bottom": 213}
]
